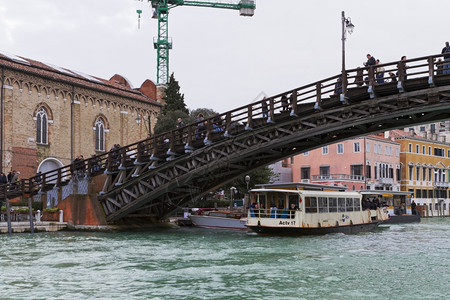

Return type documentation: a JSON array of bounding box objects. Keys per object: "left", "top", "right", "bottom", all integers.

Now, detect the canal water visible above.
[{"left": 0, "top": 218, "right": 449, "bottom": 299}]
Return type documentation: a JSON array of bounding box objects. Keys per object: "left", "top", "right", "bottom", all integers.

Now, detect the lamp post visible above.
[
  {"left": 244, "top": 175, "right": 250, "bottom": 213},
  {"left": 230, "top": 186, "right": 236, "bottom": 209},
  {"left": 341, "top": 11, "right": 355, "bottom": 103}
]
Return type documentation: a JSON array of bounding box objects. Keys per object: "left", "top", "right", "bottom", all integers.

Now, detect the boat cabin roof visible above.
[
  {"left": 250, "top": 189, "right": 361, "bottom": 197},
  {"left": 359, "top": 190, "right": 413, "bottom": 197},
  {"left": 254, "top": 182, "right": 346, "bottom": 191}
]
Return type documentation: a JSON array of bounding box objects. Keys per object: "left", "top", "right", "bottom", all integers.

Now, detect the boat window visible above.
[
  {"left": 346, "top": 198, "right": 354, "bottom": 212},
  {"left": 353, "top": 198, "right": 361, "bottom": 211},
  {"left": 338, "top": 197, "right": 346, "bottom": 212},
  {"left": 277, "top": 194, "right": 285, "bottom": 209},
  {"left": 305, "top": 196, "right": 317, "bottom": 213},
  {"left": 318, "top": 197, "right": 328, "bottom": 213},
  {"left": 258, "top": 194, "right": 266, "bottom": 207},
  {"left": 329, "top": 197, "right": 337, "bottom": 212},
  {"left": 288, "top": 194, "right": 301, "bottom": 210}
]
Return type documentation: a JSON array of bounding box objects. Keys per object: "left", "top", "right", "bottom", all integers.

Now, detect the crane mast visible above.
[{"left": 140, "top": 0, "right": 255, "bottom": 84}]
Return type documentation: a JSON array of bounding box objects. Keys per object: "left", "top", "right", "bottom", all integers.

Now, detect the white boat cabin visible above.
[{"left": 247, "top": 189, "right": 387, "bottom": 229}]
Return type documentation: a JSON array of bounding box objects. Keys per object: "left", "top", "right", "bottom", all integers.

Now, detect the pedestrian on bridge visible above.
[
  {"left": 441, "top": 41, "right": 450, "bottom": 74},
  {"left": 396, "top": 56, "right": 408, "bottom": 81},
  {"left": 376, "top": 59, "right": 385, "bottom": 83},
  {"left": 0, "top": 173, "right": 7, "bottom": 185},
  {"left": 176, "top": 117, "right": 184, "bottom": 129},
  {"left": 281, "top": 95, "right": 289, "bottom": 112},
  {"left": 261, "top": 97, "right": 268, "bottom": 118},
  {"left": 354, "top": 67, "right": 364, "bottom": 86},
  {"left": 363, "top": 54, "right": 376, "bottom": 67}
]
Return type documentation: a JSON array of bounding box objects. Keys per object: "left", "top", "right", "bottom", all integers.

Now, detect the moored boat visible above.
[
  {"left": 189, "top": 209, "right": 247, "bottom": 230},
  {"left": 360, "top": 190, "right": 420, "bottom": 224},
  {"left": 246, "top": 188, "right": 389, "bottom": 236}
]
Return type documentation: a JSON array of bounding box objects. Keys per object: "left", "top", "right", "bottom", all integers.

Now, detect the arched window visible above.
[
  {"left": 95, "top": 118, "right": 105, "bottom": 151},
  {"left": 36, "top": 107, "right": 48, "bottom": 144}
]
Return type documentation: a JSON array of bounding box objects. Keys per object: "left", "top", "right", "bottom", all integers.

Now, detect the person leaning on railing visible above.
[
  {"left": 441, "top": 41, "right": 450, "bottom": 74},
  {"left": 0, "top": 172, "right": 7, "bottom": 185}
]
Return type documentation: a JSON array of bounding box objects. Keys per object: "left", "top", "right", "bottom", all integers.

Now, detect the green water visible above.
[{"left": 0, "top": 218, "right": 449, "bottom": 299}]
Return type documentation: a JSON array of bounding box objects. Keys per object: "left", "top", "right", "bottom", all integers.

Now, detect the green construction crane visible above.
[{"left": 138, "top": 0, "right": 256, "bottom": 85}]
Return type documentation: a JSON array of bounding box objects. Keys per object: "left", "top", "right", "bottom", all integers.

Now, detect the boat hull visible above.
[
  {"left": 381, "top": 214, "right": 420, "bottom": 224},
  {"left": 247, "top": 221, "right": 381, "bottom": 236},
  {"left": 189, "top": 215, "right": 247, "bottom": 230}
]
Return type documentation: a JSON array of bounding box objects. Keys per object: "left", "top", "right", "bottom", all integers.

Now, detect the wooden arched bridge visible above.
[{"left": 2, "top": 53, "right": 450, "bottom": 223}]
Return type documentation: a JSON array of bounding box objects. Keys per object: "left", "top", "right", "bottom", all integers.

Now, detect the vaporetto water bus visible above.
[{"left": 246, "top": 188, "right": 389, "bottom": 235}]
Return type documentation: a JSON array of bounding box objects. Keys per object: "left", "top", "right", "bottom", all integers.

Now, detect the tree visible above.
[
  {"left": 190, "top": 108, "right": 218, "bottom": 119},
  {"left": 161, "top": 73, "right": 189, "bottom": 115},
  {"left": 221, "top": 166, "right": 276, "bottom": 199},
  {"left": 153, "top": 110, "right": 189, "bottom": 135}
]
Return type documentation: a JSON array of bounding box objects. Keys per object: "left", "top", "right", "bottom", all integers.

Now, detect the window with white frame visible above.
[
  {"left": 337, "top": 143, "right": 344, "bottom": 154},
  {"left": 408, "top": 143, "right": 412, "bottom": 152},
  {"left": 322, "top": 146, "right": 329, "bottom": 155},
  {"left": 354, "top": 142, "right": 360, "bottom": 152},
  {"left": 378, "top": 144, "right": 382, "bottom": 154},
  {"left": 366, "top": 141, "right": 370, "bottom": 152},
  {"left": 374, "top": 143, "right": 378, "bottom": 154},
  {"left": 396, "top": 147, "right": 399, "bottom": 157},
  {"left": 36, "top": 107, "right": 48, "bottom": 145},
  {"left": 416, "top": 145, "right": 419, "bottom": 153},
  {"left": 95, "top": 118, "right": 106, "bottom": 152}
]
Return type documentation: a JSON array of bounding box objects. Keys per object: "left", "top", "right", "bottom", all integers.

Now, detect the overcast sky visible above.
[{"left": 1, "top": 0, "right": 449, "bottom": 113}]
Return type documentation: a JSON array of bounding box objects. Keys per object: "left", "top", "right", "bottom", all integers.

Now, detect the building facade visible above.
[
  {"left": 0, "top": 51, "right": 162, "bottom": 178},
  {"left": 290, "top": 135, "right": 401, "bottom": 192},
  {"left": 389, "top": 130, "right": 450, "bottom": 216}
]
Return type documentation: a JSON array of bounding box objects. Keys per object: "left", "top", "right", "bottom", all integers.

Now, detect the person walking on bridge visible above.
[{"left": 441, "top": 41, "right": 450, "bottom": 74}]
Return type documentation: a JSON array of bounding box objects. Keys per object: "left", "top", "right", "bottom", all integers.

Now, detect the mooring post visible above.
[
  {"left": 27, "top": 196, "right": 34, "bottom": 234},
  {"left": 6, "top": 196, "right": 11, "bottom": 235}
]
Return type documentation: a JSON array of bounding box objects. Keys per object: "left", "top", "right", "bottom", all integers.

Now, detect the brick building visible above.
[{"left": 0, "top": 50, "right": 162, "bottom": 179}]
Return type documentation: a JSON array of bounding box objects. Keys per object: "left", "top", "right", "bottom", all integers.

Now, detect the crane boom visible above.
[{"left": 140, "top": 0, "right": 255, "bottom": 84}]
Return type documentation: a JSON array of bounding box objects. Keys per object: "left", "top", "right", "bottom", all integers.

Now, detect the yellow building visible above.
[{"left": 390, "top": 130, "right": 450, "bottom": 216}]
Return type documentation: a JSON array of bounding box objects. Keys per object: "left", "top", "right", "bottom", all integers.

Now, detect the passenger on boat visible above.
[
  {"left": 411, "top": 200, "right": 417, "bottom": 215},
  {"left": 290, "top": 203, "right": 299, "bottom": 218}
]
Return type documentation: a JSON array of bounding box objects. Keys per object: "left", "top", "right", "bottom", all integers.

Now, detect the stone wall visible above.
[{"left": 0, "top": 67, "right": 162, "bottom": 177}]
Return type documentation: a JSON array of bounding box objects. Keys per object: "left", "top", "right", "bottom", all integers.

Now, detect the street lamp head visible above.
[
  {"left": 345, "top": 18, "right": 355, "bottom": 35},
  {"left": 245, "top": 175, "right": 250, "bottom": 183},
  {"left": 135, "top": 115, "right": 142, "bottom": 124}
]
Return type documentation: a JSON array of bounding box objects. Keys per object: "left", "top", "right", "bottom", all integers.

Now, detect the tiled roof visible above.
[
  {"left": 0, "top": 50, "right": 160, "bottom": 106},
  {"left": 362, "top": 133, "right": 400, "bottom": 144}
]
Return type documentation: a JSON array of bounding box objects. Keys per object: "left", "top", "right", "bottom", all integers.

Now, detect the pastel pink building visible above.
[{"left": 290, "top": 134, "right": 401, "bottom": 191}]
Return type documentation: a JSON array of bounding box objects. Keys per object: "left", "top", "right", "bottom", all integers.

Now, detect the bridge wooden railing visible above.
[{"left": 1, "top": 53, "right": 450, "bottom": 201}]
